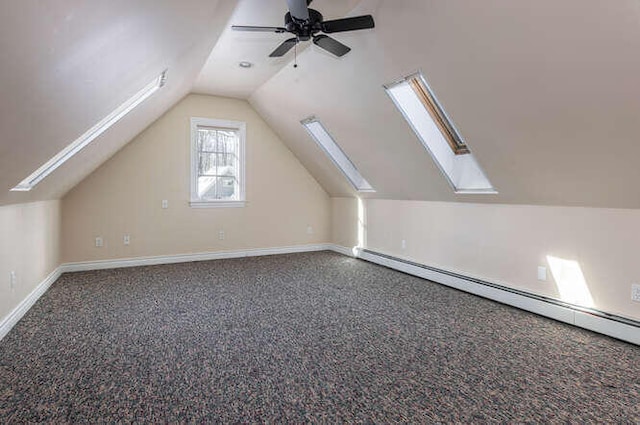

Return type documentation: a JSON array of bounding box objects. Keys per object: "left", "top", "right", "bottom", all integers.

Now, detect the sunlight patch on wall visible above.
[
  {"left": 547, "top": 256, "right": 594, "bottom": 308},
  {"left": 354, "top": 197, "right": 366, "bottom": 255}
]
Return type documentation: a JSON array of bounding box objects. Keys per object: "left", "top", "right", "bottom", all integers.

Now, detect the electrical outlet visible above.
[
  {"left": 306, "top": 226, "right": 313, "bottom": 235},
  {"left": 218, "top": 230, "right": 225, "bottom": 241},
  {"left": 632, "top": 284, "right": 640, "bottom": 303},
  {"left": 123, "top": 235, "right": 130, "bottom": 245},
  {"left": 161, "top": 200, "right": 169, "bottom": 209},
  {"left": 95, "top": 236, "right": 103, "bottom": 247},
  {"left": 537, "top": 266, "right": 547, "bottom": 282},
  {"left": 10, "top": 271, "right": 16, "bottom": 290},
  {"left": 401, "top": 239, "right": 406, "bottom": 250}
]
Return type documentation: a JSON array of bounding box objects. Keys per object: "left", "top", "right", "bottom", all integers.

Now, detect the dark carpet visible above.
[{"left": 0, "top": 251, "right": 638, "bottom": 423}]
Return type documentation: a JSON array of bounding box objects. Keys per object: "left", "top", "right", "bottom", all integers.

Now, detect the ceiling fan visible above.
[{"left": 231, "top": 0, "right": 375, "bottom": 58}]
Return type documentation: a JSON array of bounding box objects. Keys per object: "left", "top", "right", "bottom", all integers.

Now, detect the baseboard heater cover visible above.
[{"left": 354, "top": 248, "right": 639, "bottom": 346}]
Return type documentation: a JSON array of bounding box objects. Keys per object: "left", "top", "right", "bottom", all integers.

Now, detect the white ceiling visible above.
[
  {"left": 4, "top": 0, "right": 640, "bottom": 209},
  {"left": 247, "top": 0, "right": 640, "bottom": 208},
  {"left": 0, "top": 0, "right": 236, "bottom": 206},
  {"left": 193, "top": 0, "right": 360, "bottom": 99}
]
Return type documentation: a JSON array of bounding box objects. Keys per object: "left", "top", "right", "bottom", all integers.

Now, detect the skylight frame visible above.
[
  {"left": 11, "top": 70, "right": 168, "bottom": 192},
  {"left": 301, "top": 117, "right": 375, "bottom": 193},
  {"left": 406, "top": 77, "right": 469, "bottom": 156},
  {"left": 384, "top": 71, "right": 497, "bottom": 194}
]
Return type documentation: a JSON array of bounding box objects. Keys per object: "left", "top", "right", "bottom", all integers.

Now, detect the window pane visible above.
[
  {"left": 197, "top": 175, "right": 237, "bottom": 200},
  {"left": 301, "top": 118, "right": 374, "bottom": 192},
  {"left": 191, "top": 119, "right": 243, "bottom": 204},
  {"left": 198, "top": 129, "right": 217, "bottom": 151},
  {"left": 217, "top": 154, "right": 236, "bottom": 177},
  {"left": 198, "top": 153, "right": 217, "bottom": 176},
  {"left": 385, "top": 73, "right": 495, "bottom": 193},
  {"left": 217, "top": 176, "right": 236, "bottom": 199},
  {"left": 197, "top": 175, "right": 217, "bottom": 198},
  {"left": 217, "top": 131, "right": 237, "bottom": 154}
]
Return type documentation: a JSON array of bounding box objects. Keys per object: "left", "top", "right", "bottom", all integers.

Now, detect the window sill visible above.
[{"left": 189, "top": 200, "right": 246, "bottom": 208}]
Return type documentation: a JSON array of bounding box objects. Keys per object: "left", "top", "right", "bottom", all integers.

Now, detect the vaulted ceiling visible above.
[
  {"left": 3, "top": 0, "right": 640, "bottom": 208},
  {"left": 0, "top": 0, "right": 235, "bottom": 206},
  {"left": 246, "top": 0, "right": 640, "bottom": 208}
]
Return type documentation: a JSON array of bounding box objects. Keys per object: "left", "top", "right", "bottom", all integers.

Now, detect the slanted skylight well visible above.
[
  {"left": 11, "top": 70, "right": 168, "bottom": 192},
  {"left": 301, "top": 117, "right": 374, "bottom": 192},
  {"left": 384, "top": 71, "right": 496, "bottom": 194}
]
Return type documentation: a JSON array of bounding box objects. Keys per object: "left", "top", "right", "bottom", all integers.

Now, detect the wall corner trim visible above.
[{"left": 0, "top": 267, "right": 62, "bottom": 341}]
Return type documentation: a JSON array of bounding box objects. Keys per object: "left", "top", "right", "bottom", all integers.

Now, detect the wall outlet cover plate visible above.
[
  {"left": 632, "top": 284, "right": 640, "bottom": 302},
  {"left": 537, "top": 266, "right": 547, "bottom": 281}
]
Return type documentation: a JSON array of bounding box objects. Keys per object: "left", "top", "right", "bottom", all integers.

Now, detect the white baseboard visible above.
[
  {"left": 327, "top": 244, "right": 356, "bottom": 257},
  {"left": 61, "top": 243, "right": 333, "bottom": 272},
  {"left": 0, "top": 267, "right": 62, "bottom": 342},
  {"left": 4, "top": 245, "right": 637, "bottom": 346},
  {"left": 1, "top": 244, "right": 332, "bottom": 342},
  {"left": 328, "top": 245, "right": 639, "bottom": 346}
]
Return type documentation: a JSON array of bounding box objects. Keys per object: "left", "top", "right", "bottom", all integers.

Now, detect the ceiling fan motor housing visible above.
[
  {"left": 285, "top": 9, "right": 323, "bottom": 41},
  {"left": 231, "top": 2, "right": 374, "bottom": 58}
]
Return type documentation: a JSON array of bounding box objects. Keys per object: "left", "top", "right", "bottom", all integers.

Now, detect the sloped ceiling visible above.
[
  {"left": 245, "top": 0, "right": 640, "bottom": 208},
  {"left": 192, "top": 0, "right": 360, "bottom": 98},
  {"left": 0, "top": 0, "right": 236, "bottom": 207},
  {"left": 5, "top": 1, "right": 640, "bottom": 209}
]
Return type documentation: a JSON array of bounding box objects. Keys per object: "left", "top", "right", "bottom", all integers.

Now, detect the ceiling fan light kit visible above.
[{"left": 231, "top": 0, "right": 374, "bottom": 60}]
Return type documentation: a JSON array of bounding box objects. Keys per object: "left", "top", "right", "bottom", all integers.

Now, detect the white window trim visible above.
[{"left": 190, "top": 117, "right": 246, "bottom": 208}]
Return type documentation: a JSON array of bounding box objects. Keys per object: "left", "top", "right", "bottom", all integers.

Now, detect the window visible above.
[
  {"left": 190, "top": 118, "right": 245, "bottom": 208},
  {"left": 301, "top": 117, "right": 374, "bottom": 192},
  {"left": 12, "top": 70, "right": 167, "bottom": 191},
  {"left": 385, "top": 72, "right": 496, "bottom": 194}
]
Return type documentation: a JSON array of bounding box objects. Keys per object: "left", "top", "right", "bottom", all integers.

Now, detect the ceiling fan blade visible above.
[
  {"left": 313, "top": 35, "right": 351, "bottom": 57},
  {"left": 269, "top": 37, "right": 298, "bottom": 57},
  {"left": 321, "top": 15, "right": 375, "bottom": 33},
  {"left": 287, "top": 0, "right": 309, "bottom": 21},
  {"left": 232, "top": 25, "right": 287, "bottom": 33}
]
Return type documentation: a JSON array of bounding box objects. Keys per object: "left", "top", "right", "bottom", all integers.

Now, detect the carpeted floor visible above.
[{"left": 0, "top": 251, "right": 638, "bottom": 423}]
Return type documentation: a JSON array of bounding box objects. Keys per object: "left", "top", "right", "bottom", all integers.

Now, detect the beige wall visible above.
[
  {"left": 0, "top": 201, "right": 60, "bottom": 320},
  {"left": 361, "top": 199, "right": 640, "bottom": 322},
  {"left": 61, "top": 94, "right": 330, "bottom": 262},
  {"left": 331, "top": 197, "right": 359, "bottom": 249}
]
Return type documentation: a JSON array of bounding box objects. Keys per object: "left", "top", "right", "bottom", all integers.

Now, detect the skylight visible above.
[
  {"left": 385, "top": 72, "right": 496, "bottom": 194},
  {"left": 301, "top": 117, "right": 374, "bottom": 192},
  {"left": 11, "top": 70, "right": 168, "bottom": 192}
]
